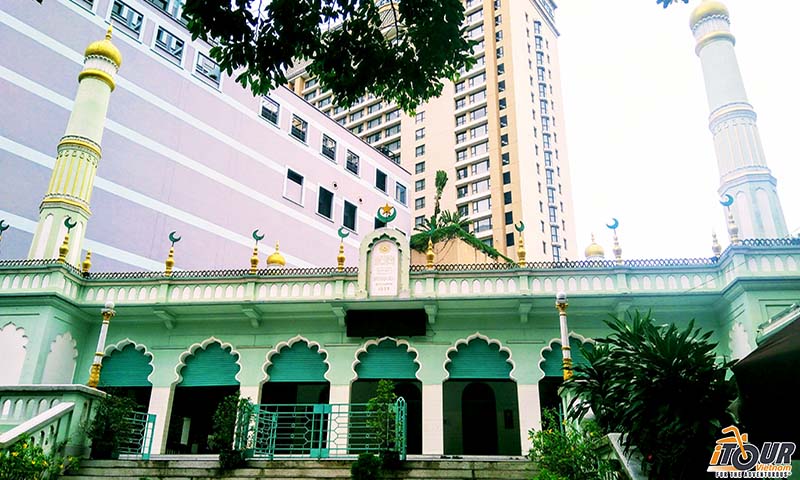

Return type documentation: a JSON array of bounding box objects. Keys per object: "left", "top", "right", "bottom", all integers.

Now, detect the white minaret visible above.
[{"left": 690, "top": 1, "right": 788, "bottom": 239}]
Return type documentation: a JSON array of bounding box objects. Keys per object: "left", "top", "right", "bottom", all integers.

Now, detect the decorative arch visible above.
[
  {"left": 173, "top": 337, "right": 243, "bottom": 386},
  {"left": 443, "top": 333, "right": 516, "bottom": 381},
  {"left": 538, "top": 333, "right": 595, "bottom": 377},
  {"left": 0, "top": 323, "right": 28, "bottom": 385},
  {"left": 262, "top": 335, "right": 331, "bottom": 383},
  {"left": 41, "top": 332, "right": 78, "bottom": 384},
  {"left": 351, "top": 337, "right": 421, "bottom": 381},
  {"left": 100, "top": 339, "right": 155, "bottom": 387}
]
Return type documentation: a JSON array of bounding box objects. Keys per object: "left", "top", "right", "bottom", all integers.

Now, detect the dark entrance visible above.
[
  {"left": 350, "top": 380, "right": 422, "bottom": 454},
  {"left": 462, "top": 382, "right": 498, "bottom": 455},
  {"left": 166, "top": 385, "right": 239, "bottom": 454}
]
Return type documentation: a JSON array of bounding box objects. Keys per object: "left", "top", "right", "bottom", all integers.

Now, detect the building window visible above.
[
  {"left": 455, "top": 97, "right": 466, "bottom": 110},
  {"left": 415, "top": 197, "right": 426, "bottom": 210},
  {"left": 195, "top": 52, "right": 221, "bottom": 86},
  {"left": 366, "top": 132, "right": 382, "bottom": 143},
  {"left": 154, "top": 26, "right": 184, "bottom": 62},
  {"left": 385, "top": 109, "right": 400, "bottom": 121},
  {"left": 346, "top": 151, "right": 360, "bottom": 175},
  {"left": 415, "top": 162, "right": 425, "bottom": 174},
  {"left": 415, "top": 145, "right": 426, "bottom": 157},
  {"left": 473, "top": 197, "right": 491, "bottom": 213},
  {"left": 497, "top": 63, "right": 505, "bottom": 75},
  {"left": 552, "top": 245, "right": 561, "bottom": 262},
  {"left": 500, "top": 133, "right": 508, "bottom": 146},
  {"left": 551, "top": 225, "right": 560, "bottom": 243},
  {"left": 396, "top": 182, "right": 407, "bottom": 205},
  {"left": 415, "top": 111, "right": 425, "bottom": 123},
  {"left": 458, "top": 204, "right": 469, "bottom": 216},
  {"left": 504, "top": 191, "right": 512, "bottom": 205},
  {"left": 505, "top": 211, "right": 513, "bottom": 225},
  {"left": 456, "top": 132, "right": 467, "bottom": 144},
  {"left": 470, "top": 124, "right": 488, "bottom": 139},
  {"left": 534, "top": 21, "right": 542, "bottom": 35},
  {"left": 111, "top": 0, "right": 144, "bottom": 36},
  {"left": 284, "top": 169, "right": 304, "bottom": 205},
  {"left": 367, "top": 117, "right": 382, "bottom": 130},
  {"left": 321, "top": 135, "right": 337, "bottom": 161},
  {"left": 415, "top": 215, "right": 425, "bottom": 226},
  {"left": 375, "top": 170, "right": 387, "bottom": 192},
  {"left": 499, "top": 98, "right": 507, "bottom": 110},
  {"left": 549, "top": 206, "right": 558, "bottom": 223},
  {"left": 317, "top": 187, "right": 333, "bottom": 219},
  {"left": 500, "top": 115, "right": 508, "bottom": 128},
  {"left": 385, "top": 124, "right": 401, "bottom": 136},
  {"left": 350, "top": 110, "right": 364, "bottom": 122},
  {"left": 367, "top": 102, "right": 382, "bottom": 114},
  {"left": 502, "top": 152, "right": 510, "bottom": 165},
  {"left": 415, "top": 128, "right": 425, "bottom": 140},
  {"left": 260, "top": 97, "right": 280, "bottom": 125},
  {"left": 506, "top": 232, "right": 514, "bottom": 247},
  {"left": 457, "top": 149, "right": 468, "bottom": 162},
  {"left": 503, "top": 171, "right": 511, "bottom": 184},
  {"left": 471, "top": 159, "right": 489, "bottom": 175},
  {"left": 415, "top": 179, "right": 425, "bottom": 192},
  {"left": 343, "top": 201, "right": 357, "bottom": 231},
  {"left": 470, "top": 142, "right": 489, "bottom": 157},
  {"left": 496, "top": 46, "right": 504, "bottom": 58},
  {"left": 457, "top": 186, "right": 468, "bottom": 198},
  {"left": 473, "top": 217, "right": 492, "bottom": 233},
  {"left": 456, "top": 167, "right": 468, "bottom": 179},
  {"left": 472, "top": 179, "right": 490, "bottom": 194},
  {"left": 469, "top": 89, "right": 487, "bottom": 104},
  {"left": 470, "top": 106, "right": 487, "bottom": 121},
  {"left": 290, "top": 115, "right": 308, "bottom": 142}
]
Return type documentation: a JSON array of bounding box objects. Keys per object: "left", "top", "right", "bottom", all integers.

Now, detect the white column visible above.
[
  {"left": 147, "top": 386, "right": 174, "bottom": 455},
  {"left": 517, "top": 384, "right": 541, "bottom": 454},
  {"left": 421, "top": 384, "right": 443, "bottom": 455},
  {"left": 328, "top": 384, "right": 350, "bottom": 452},
  {"left": 239, "top": 385, "right": 261, "bottom": 403}
]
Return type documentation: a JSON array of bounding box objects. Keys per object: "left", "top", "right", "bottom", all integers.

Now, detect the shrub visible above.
[
  {"left": 209, "top": 394, "right": 252, "bottom": 470},
  {"left": 366, "top": 379, "right": 397, "bottom": 453},
  {"left": 351, "top": 453, "right": 382, "bottom": 480},
  {"left": 85, "top": 394, "right": 138, "bottom": 459},
  {"left": 565, "top": 311, "right": 738, "bottom": 479},
  {"left": 0, "top": 435, "right": 79, "bottom": 479}
]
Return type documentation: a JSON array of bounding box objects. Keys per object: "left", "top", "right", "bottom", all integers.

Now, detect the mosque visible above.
[{"left": 0, "top": 0, "right": 798, "bottom": 462}]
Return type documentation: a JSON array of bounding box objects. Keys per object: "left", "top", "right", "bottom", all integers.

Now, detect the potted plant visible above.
[{"left": 85, "top": 395, "right": 138, "bottom": 460}]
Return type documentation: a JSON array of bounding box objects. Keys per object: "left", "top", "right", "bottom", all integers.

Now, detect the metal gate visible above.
[
  {"left": 236, "top": 399, "right": 406, "bottom": 460},
  {"left": 118, "top": 412, "right": 156, "bottom": 460}
]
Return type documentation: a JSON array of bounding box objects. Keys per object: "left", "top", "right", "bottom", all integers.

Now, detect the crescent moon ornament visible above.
[
  {"left": 64, "top": 217, "right": 77, "bottom": 230},
  {"left": 514, "top": 221, "right": 525, "bottom": 233},
  {"left": 338, "top": 227, "right": 350, "bottom": 239},
  {"left": 606, "top": 218, "right": 619, "bottom": 230},
  {"left": 168, "top": 231, "right": 181, "bottom": 246},
  {"left": 0, "top": 220, "right": 9, "bottom": 233},
  {"left": 252, "top": 229, "right": 265, "bottom": 242},
  {"left": 720, "top": 194, "right": 734, "bottom": 207},
  {"left": 375, "top": 204, "right": 397, "bottom": 225}
]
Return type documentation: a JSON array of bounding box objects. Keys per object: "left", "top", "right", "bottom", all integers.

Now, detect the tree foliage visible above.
[
  {"left": 182, "top": 0, "right": 475, "bottom": 112},
  {"left": 564, "top": 311, "right": 738, "bottom": 479}
]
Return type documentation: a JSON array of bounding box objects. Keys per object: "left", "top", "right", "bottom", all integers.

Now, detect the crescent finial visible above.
[
  {"left": 606, "top": 218, "right": 619, "bottom": 230},
  {"left": 252, "top": 229, "right": 265, "bottom": 242},
  {"left": 168, "top": 231, "right": 182, "bottom": 246},
  {"left": 64, "top": 217, "right": 78, "bottom": 230},
  {"left": 720, "top": 194, "right": 734, "bottom": 207},
  {"left": 514, "top": 221, "right": 525, "bottom": 233},
  {"left": 338, "top": 227, "right": 350, "bottom": 239},
  {"left": 0, "top": 220, "right": 8, "bottom": 232}
]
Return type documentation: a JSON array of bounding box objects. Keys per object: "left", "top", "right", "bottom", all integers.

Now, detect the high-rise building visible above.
[
  {"left": 287, "top": 0, "right": 577, "bottom": 263},
  {"left": 0, "top": 0, "right": 410, "bottom": 270},
  {"left": 690, "top": 0, "right": 788, "bottom": 239}
]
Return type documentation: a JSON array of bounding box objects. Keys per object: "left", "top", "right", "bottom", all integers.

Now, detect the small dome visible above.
[
  {"left": 690, "top": 1, "right": 729, "bottom": 28},
  {"left": 584, "top": 235, "right": 605, "bottom": 259},
  {"left": 267, "top": 242, "right": 286, "bottom": 266},
  {"left": 85, "top": 26, "right": 122, "bottom": 67}
]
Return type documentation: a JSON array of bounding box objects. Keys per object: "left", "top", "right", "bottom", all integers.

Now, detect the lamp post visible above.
[
  {"left": 87, "top": 301, "right": 115, "bottom": 388},
  {"left": 555, "top": 292, "right": 572, "bottom": 380}
]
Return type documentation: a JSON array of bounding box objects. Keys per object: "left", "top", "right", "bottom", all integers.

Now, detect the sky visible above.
[{"left": 555, "top": 0, "right": 800, "bottom": 260}]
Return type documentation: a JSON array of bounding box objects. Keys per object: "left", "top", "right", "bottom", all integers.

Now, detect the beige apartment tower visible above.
[{"left": 288, "top": 0, "right": 576, "bottom": 263}]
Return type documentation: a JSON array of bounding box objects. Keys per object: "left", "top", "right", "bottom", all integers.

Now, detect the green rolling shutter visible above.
[
  {"left": 99, "top": 344, "right": 152, "bottom": 387},
  {"left": 267, "top": 342, "right": 328, "bottom": 383},
  {"left": 356, "top": 341, "right": 419, "bottom": 379},
  {"left": 447, "top": 339, "right": 512, "bottom": 379},
  {"left": 179, "top": 343, "right": 240, "bottom": 387},
  {"left": 541, "top": 338, "right": 594, "bottom": 377}
]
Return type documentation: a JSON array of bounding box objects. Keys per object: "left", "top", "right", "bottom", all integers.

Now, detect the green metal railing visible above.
[
  {"left": 236, "top": 399, "right": 407, "bottom": 460},
  {"left": 118, "top": 412, "right": 156, "bottom": 460}
]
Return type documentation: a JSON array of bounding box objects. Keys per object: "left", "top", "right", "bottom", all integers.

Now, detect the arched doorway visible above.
[
  {"left": 261, "top": 340, "right": 330, "bottom": 456},
  {"left": 167, "top": 342, "right": 240, "bottom": 454},
  {"left": 351, "top": 339, "right": 422, "bottom": 454},
  {"left": 98, "top": 343, "right": 153, "bottom": 411},
  {"left": 443, "top": 336, "right": 519, "bottom": 455},
  {"left": 538, "top": 337, "right": 593, "bottom": 422}
]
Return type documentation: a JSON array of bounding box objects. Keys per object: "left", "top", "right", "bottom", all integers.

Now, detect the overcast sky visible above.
[{"left": 555, "top": 1, "right": 800, "bottom": 260}]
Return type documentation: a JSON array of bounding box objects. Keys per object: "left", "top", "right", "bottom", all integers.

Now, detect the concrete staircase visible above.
[{"left": 63, "top": 458, "right": 539, "bottom": 479}]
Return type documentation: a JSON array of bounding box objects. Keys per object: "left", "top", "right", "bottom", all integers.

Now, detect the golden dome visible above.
[
  {"left": 584, "top": 234, "right": 605, "bottom": 259},
  {"left": 85, "top": 26, "right": 122, "bottom": 67},
  {"left": 690, "top": 1, "right": 729, "bottom": 28},
  {"left": 267, "top": 242, "right": 286, "bottom": 266}
]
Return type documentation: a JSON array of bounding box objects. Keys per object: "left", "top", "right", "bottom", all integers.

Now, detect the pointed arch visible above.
[
  {"left": 100, "top": 339, "right": 155, "bottom": 387},
  {"left": 41, "top": 332, "right": 78, "bottom": 384},
  {"left": 444, "top": 333, "right": 515, "bottom": 381},
  {"left": 0, "top": 323, "right": 28, "bottom": 385},
  {"left": 262, "top": 335, "right": 331, "bottom": 383},
  {"left": 173, "top": 337, "right": 242, "bottom": 386},
  {"left": 351, "top": 337, "right": 421, "bottom": 381},
  {"left": 538, "top": 333, "right": 595, "bottom": 377}
]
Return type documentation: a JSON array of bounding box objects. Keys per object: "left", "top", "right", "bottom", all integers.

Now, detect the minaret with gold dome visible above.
[
  {"left": 28, "top": 26, "right": 122, "bottom": 263},
  {"left": 690, "top": 1, "right": 787, "bottom": 239}
]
